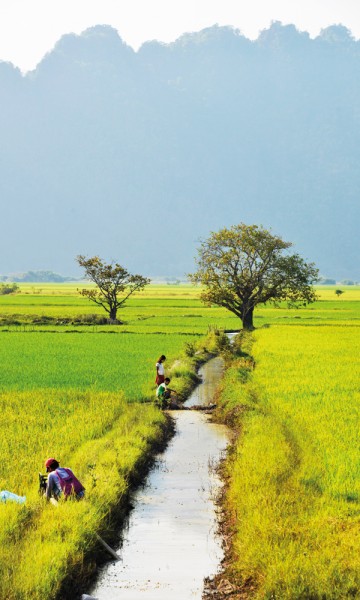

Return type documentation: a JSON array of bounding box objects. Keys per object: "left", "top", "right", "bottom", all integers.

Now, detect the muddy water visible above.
[{"left": 89, "top": 356, "right": 228, "bottom": 600}]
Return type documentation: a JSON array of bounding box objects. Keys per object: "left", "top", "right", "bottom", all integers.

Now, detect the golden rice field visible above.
[
  {"left": 0, "top": 390, "right": 165, "bottom": 599},
  {"left": 219, "top": 322, "right": 360, "bottom": 599}
]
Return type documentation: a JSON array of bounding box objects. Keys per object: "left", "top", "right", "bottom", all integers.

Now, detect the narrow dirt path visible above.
[{"left": 88, "top": 356, "right": 229, "bottom": 600}]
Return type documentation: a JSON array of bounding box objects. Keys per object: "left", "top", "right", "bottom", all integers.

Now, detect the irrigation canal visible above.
[{"left": 88, "top": 356, "right": 229, "bottom": 600}]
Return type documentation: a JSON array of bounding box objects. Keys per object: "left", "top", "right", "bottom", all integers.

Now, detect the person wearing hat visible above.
[{"left": 44, "top": 458, "right": 85, "bottom": 501}]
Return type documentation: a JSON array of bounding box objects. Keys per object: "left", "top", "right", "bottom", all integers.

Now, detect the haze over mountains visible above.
[{"left": 0, "top": 22, "right": 359, "bottom": 279}]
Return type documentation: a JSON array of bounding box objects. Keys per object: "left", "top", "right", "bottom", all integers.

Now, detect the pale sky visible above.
[{"left": 0, "top": 0, "right": 359, "bottom": 73}]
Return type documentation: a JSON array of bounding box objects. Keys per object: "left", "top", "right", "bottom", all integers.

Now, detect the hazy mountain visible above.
[
  {"left": 0, "top": 22, "right": 359, "bottom": 279},
  {"left": 0, "top": 271, "right": 77, "bottom": 283}
]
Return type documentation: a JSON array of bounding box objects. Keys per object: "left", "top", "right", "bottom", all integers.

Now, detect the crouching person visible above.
[
  {"left": 45, "top": 458, "right": 85, "bottom": 502},
  {"left": 156, "top": 377, "right": 175, "bottom": 409},
  {"left": 155, "top": 377, "right": 186, "bottom": 409}
]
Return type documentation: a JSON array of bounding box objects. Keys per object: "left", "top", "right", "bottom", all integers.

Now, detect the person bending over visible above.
[
  {"left": 156, "top": 377, "right": 177, "bottom": 409},
  {"left": 44, "top": 458, "right": 85, "bottom": 501}
]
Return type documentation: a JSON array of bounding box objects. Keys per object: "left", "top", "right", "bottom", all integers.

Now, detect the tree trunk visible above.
[
  {"left": 109, "top": 306, "right": 118, "bottom": 322},
  {"left": 242, "top": 307, "right": 254, "bottom": 330}
]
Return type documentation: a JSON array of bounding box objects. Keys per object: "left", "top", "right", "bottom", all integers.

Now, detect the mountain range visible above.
[{"left": 0, "top": 22, "right": 359, "bottom": 278}]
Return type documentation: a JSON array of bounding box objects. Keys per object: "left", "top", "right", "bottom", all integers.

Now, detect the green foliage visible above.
[
  {"left": 189, "top": 223, "right": 319, "bottom": 330},
  {"left": 203, "top": 327, "right": 231, "bottom": 354},
  {"left": 0, "top": 282, "right": 19, "bottom": 295},
  {"left": 77, "top": 255, "right": 150, "bottom": 322},
  {"left": 167, "top": 364, "right": 200, "bottom": 400},
  {"left": 184, "top": 341, "right": 197, "bottom": 356}
]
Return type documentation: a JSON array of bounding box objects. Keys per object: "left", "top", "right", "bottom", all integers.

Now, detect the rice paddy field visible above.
[
  {"left": 217, "top": 304, "right": 360, "bottom": 598},
  {"left": 0, "top": 283, "right": 359, "bottom": 598},
  {"left": 0, "top": 332, "right": 201, "bottom": 396},
  {"left": 0, "top": 284, "right": 210, "bottom": 599},
  {"left": 0, "top": 283, "right": 359, "bottom": 332}
]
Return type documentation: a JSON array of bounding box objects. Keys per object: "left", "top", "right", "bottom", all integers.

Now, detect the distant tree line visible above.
[
  {"left": 0, "top": 271, "right": 77, "bottom": 283},
  {"left": 317, "top": 278, "right": 358, "bottom": 285}
]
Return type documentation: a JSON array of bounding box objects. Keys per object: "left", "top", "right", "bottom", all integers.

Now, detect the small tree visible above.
[
  {"left": 188, "top": 223, "right": 319, "bottom": 330},
  {"left": 76, "top": 255, "right": 150, "bottom": 323},
  {"left": 335, "top": 289, "right": 344, "bottom": 298},
  {"left": 0, "top": 283, "right": 19, "bottom": 295}
]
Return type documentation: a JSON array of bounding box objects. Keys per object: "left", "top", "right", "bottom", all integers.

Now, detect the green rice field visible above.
[
  {"left": 0, "top": 332, "right": 199, "bottom": 397},
  {"left": 1, "top": 284, "right": 359, "bottom": 332}
]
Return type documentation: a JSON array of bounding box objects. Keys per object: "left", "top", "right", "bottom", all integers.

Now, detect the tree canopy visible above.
[
  {"left": 76, "top": 255, "right": 150, "bottom": 323},
  {"left": 188, "top": 224, "right": 319, "bottom": 330}
]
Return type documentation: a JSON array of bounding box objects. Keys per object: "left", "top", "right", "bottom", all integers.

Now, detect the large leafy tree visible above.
[
  {"left": 76, "top": 255, "right": 150, "bottom": 323},
  {"left": 189, "top": 224, "right": 319, "bottom": 330}
]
